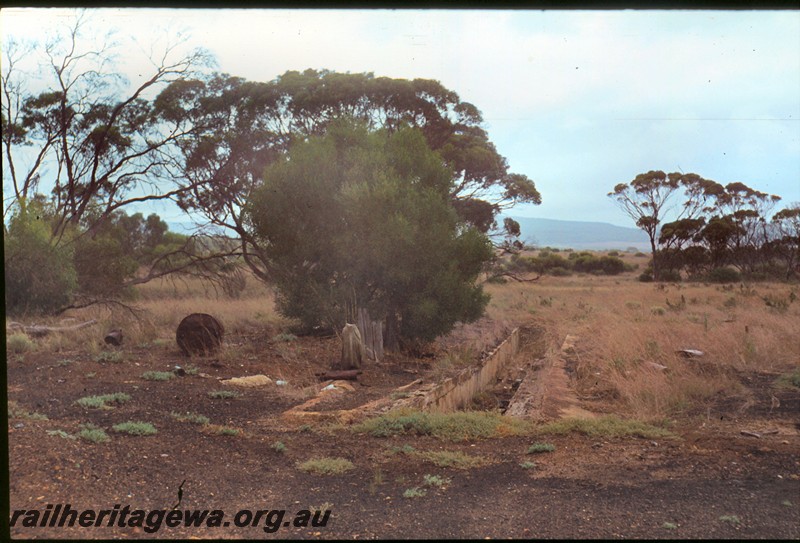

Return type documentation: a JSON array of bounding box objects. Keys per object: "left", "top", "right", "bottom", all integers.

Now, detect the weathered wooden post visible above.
[
  {"left": 357, "top": 307, "right": 384, "bottom": 361},
  {"left": 335, "top": 323, "right": 367, "bottom": 370}
]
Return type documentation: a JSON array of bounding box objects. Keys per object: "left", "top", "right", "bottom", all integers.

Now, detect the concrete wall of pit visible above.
[{"left": 416, "top": 328, "right": 520, "bottom": 413}]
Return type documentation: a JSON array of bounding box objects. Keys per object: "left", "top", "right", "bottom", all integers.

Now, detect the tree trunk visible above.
[
  {"left": 650, "top": 236, "right": 660, "bottom": 281},
  {"left": 384, "top": 310, "right": 399, "bottom": 352}
]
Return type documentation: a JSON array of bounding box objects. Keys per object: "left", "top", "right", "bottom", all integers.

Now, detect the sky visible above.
[{"left": 2, "top": 7, "right": 799, "bottom": 228}]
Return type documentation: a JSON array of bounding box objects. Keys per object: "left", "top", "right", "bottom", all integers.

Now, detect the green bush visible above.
[
  {"left": 707, "top": 267, "right": 742, "bottom": 283},
  {"left": 246, "top": 122, "right": 493, "bottom": 343},
  {"left": 4, "top": 199, "right": 77, "bottom": 315},
  {"left": 659, "top": 269, "right": 682, "bottom": 282}
]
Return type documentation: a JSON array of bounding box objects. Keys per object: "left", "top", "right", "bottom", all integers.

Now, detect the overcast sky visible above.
[{"left": 2, "top": 8, "right": 799, "bottom": 227}]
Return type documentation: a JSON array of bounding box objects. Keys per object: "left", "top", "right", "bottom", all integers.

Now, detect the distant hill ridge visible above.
[
  {"left": 168, "top": 216, "right": 652, "bottom": 252},
  {"left": 506, "top": 216, "right": 651, "bottom": 251}
]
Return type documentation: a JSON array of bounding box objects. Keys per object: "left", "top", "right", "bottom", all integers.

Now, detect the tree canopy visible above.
[{"left": 161, "top": 69, "right": 540, "bottom": 281}]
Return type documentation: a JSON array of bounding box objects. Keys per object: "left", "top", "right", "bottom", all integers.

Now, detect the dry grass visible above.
[
  {"left": 10, "top": 251, "right": 798, "bottom": 425},
  {"left": 10, "top": 273, "right": 293, "bottom": 354},
  {"left": 485, "top": 270, "right": 799, "bottom": 419}
]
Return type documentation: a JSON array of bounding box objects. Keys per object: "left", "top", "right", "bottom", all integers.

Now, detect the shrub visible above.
[
  {"left": 247, "top": 122, "right": 493, "bottom": 343},
  {"left": 659, "top": 269, "right": 682, "bottom": 282},
  {"left": 639, "top": 272, "right": 654, "bottom": 282},
  {"left": 572, "top": 254, "right": 626, "bottom": 275},
  {"left": 7, "top": 333, "right": 35, "bottom": 354},
  {"left": 707, "top": 267, "right": 741, "bottom": 283}
]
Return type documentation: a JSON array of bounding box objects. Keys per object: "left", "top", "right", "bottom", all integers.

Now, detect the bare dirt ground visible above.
[{"left": 7, "top": 325, "right": 800, "bottom": 539}]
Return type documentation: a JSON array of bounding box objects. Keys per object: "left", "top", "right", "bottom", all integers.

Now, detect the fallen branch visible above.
[
  {"left": 55, "top": 298, "right": 144, "bottom": 319},
  {"left": 315, "top": 369, "right": 363, "bottom": 381},
  {"left": 7, "top": 319, "right": 98, "bottom": 338}
]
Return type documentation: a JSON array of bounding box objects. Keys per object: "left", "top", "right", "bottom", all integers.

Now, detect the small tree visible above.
[
  {"left": 246, "top": 120, "right": 493, "bottom": 348},
  {"left": 608, "top": 171, "right": 681, "bottom": 281}
]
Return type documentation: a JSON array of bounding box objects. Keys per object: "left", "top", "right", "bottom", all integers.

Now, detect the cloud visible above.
[{"left": 3, "top": 7, "right": 798, "bottom": 225}]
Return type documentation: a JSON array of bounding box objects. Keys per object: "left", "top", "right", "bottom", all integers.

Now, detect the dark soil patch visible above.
[{"left": 7, "top": 332, "right": 800, "bottom": 539}]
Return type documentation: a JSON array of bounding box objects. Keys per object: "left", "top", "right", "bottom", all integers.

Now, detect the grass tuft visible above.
[
  {"left": 353, "top": 409, "right": 527, "bottom": 442},
  {"left": 271, "top": 441, "right": 287, "bottom": 453},
  {"left": 417, "top": 450, "right": 487, "bottom": 469},
  {"left": 170, "top": 411, "right": 209, "bottom": 425},
  {"left": 8, "top": 400, "right": 48, "bottom": 420},
  {"left": 527, "top": 442, "right": 556, "bottom": 454},
  {"left": 7, "top": 333, "right": 36, "bottom": 354},
  {"left": 422, "top": 474, "right": 450, "bottom": 488},
  {"left": 403, "top": 487, "right": 427, "bottom": 499},
  {"left": 46, "top": 429, "right": 76, "bottom": 440},
  {"left": 78, "top": 424, "right": 110, "bottom": 443},
  {"left": 532, "top": 416, "right": 675, "bottom": 439},
  {"left": 112, "top": 421, "right": 157, "bottom": 436},
  {"left": 297, "top": 457, "right": 354, "bottom": 476},
  {"left": 75, "top": 392, "right": 131, "bottom": 409},
  {"left": 719, "top": 515, "right": 741, "bottom": 526},
  {"left": 141, "top": 371, "right": 175, "bottom": 381},
  {"left": 94, "top": 351, "right": 124, "bottom": 364},
  {"left": 775, "top": 369, "right": 800, "bottom": 389},
  {"left": 208, "top": 390, "right": 239, "bottom": 399}
]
